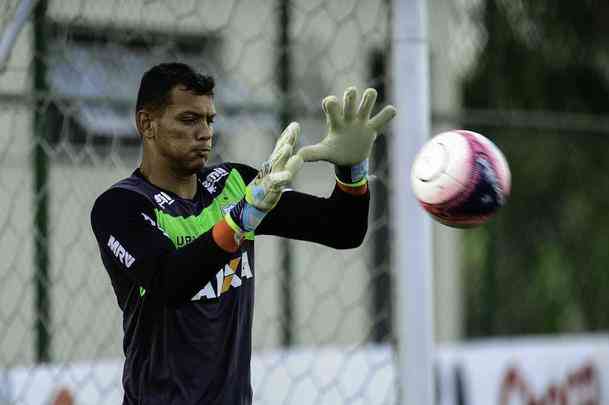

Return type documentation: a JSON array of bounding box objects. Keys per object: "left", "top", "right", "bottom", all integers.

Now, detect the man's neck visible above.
[{"left": 139, "top": 159, "right": 198, "bottom": 200}]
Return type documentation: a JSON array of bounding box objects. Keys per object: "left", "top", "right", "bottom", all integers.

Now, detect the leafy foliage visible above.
[{"left": 462, "top": 0, "right": 609, "bottom": 335}]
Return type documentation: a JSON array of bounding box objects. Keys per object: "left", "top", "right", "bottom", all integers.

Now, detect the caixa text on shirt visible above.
[{"left": 191, "top": 251, "right": 253, "bottom": 301}]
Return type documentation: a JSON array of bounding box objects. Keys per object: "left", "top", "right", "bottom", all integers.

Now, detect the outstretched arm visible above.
[
  {"left": 256, "top": 184, "right": 369, "bottom": 249},
  {"left": 254, "top": 87, "right": 395, "bottom": 248}
]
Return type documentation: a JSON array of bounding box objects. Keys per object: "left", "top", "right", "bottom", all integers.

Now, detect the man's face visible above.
[{"left": 151, "top": 86, "right": 216, "bottom": 174}]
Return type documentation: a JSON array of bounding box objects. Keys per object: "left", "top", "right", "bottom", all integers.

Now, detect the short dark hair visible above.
[{"left": 135, "top": 62, "right": 215, "bottom": 113}]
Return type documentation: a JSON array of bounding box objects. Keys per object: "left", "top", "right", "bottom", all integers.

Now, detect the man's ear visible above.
[{"left": 136, "top": 109, "right": 157, "bottom": 139}]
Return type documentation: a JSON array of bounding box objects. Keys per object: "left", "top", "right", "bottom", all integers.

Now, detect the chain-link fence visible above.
[
  {"left": 1, "top": 0, "right": 608, "bottom": 404},
  {"left": 0, "top": 0, "right": 400, "bottom": 403}
]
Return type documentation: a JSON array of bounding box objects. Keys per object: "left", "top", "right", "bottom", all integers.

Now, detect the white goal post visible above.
[{"left": 392, "top": 0, "right": 434, "bottom": 404}]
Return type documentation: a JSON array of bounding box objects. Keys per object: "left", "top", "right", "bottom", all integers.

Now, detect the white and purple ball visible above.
[{"left": 410, "top": 130, "right": 511, "bottom": 228}]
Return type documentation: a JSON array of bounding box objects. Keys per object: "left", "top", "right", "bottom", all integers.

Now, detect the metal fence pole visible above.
[
  {"left": 277, "top": 0, "right": 294, "bottom": 347},
  {"left": 32, "top": 0, "right": 50, "bottom": 363}
]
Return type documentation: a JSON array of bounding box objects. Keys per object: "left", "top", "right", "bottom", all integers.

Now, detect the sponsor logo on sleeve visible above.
[{"left": 107, "top": 235, "right": 135, "bottom": 269}]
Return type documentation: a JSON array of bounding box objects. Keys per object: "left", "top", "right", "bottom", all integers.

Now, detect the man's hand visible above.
[
  {"left": 246, "top": 122, "right": 303, "bottom": 211},
  {"left": 226, "top": 122, "right": 303, "bottom": 234},
  {"left": 297, "top": 87, "right": 397, "bottom": 166}
]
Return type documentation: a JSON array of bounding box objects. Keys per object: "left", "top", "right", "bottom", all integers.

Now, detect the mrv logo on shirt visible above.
[{"left": 107, "top": 235, "right": 135, "bottom": 269}]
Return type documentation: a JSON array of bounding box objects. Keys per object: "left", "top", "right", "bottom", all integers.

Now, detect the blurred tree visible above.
[{"left": 462, "top": 0, "right": 609, "bottom": 336}]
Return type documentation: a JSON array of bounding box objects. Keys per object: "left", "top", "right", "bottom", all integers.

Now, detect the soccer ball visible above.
[{"left": 410, "top": 130, "right": 511, "bottom": 228}]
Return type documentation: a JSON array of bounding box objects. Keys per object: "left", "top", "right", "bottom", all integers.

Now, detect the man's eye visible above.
[{"left": 181, "top": 118, "right": 197, "bottom": 125}]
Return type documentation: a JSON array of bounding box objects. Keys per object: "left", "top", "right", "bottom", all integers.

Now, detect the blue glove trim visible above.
[
  {"left": 228, "top": 199, "right": 267, "bottom": 232},
  {"left": 335, "top": 159, "right": 369, "bottom": 185}
]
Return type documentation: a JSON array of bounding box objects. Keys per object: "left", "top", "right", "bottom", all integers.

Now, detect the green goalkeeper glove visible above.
[
  {"left": 297, "top": 87, "right": 396, "bottom": 186},
  {"left": 226, "top": 122, "right": 303, "bottom": 234}
]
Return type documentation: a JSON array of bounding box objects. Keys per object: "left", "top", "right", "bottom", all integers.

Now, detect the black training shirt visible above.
[{"left": 90, "top": 162, "right": 369, "bottom": 405}]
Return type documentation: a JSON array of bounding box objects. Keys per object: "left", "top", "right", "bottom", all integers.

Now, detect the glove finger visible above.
[
  {"left": 284, "top": 154, "right": 303, "bottom": 178},
  {"left": 268, "top": 171, "right": 291, "bottom": 189},
  {"left": 369, "top": 105, "right": 397, "bottom": 132},
  {"left": 289, "top": 121, "right": 300, "bottom": 147},
  {"left": 270, "top": 131, "right": 286, "bottom": 159},
  {"left": 271, "top": 122, "right": 300, "bottom": 158},
  {"left": 281, "top": 121, "right": 300, "bottom": 148},
  {"left": 322, "top": 95, "right": 341, "bottom": 129},
  {"left": 357, "top": 88, "right": 378, "bottom": 121},
  {"left": 271, "top": 143, "right": 293, "bottom": 172},
  {"left": 343, "top": 86, "right": 357, "bottom": 122},
  {"left": 297, "top": 143, "right": 331, "bottom": 162}
]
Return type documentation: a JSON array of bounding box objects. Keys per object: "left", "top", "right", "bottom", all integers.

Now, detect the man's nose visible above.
[{"left": 195, "top": 124, "right": 212, "bottom": 140}]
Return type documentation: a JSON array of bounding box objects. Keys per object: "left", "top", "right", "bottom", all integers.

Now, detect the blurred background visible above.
[{"left": 0, "top": 0, "right": 608, "bottom": 404}]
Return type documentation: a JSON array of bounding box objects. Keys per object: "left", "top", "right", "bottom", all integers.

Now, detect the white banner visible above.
[
  {"left": 437, "top": 335, "right": 609, "bottom": 405},
  {"left": 1, "top": 335, "right": 607, "bottom": 404}
]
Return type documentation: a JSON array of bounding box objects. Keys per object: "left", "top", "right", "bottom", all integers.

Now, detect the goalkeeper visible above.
[{"left": 90, "top": 63, "right": 395, "bottom": 405}]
